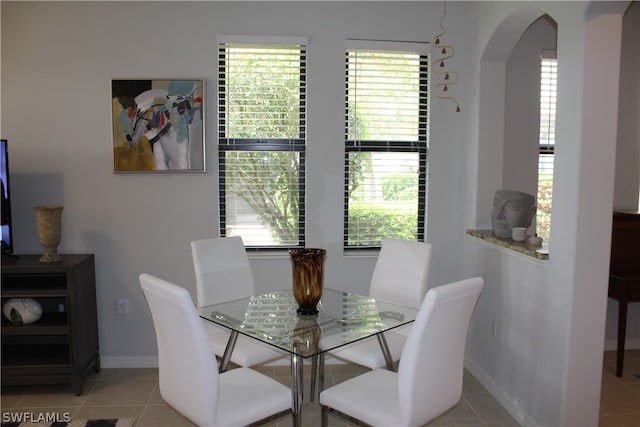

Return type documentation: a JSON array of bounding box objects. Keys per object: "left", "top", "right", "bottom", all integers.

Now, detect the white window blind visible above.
[
  {"left": 218, "top": 40, "right": 306, "bottom": 248},
  {"left": 537, "top": 55, "right": 557, "bottom": 241},
  {"left": 344, "top": 42, "right": 428, "bottom": 248},
  {"left": 539, "top": 56, "right": 557, "bottom": 147}
]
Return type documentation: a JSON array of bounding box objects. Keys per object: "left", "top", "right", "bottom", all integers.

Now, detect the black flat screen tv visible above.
[{"left": 1, "top": 139, "right": 13, "bottom": 254}]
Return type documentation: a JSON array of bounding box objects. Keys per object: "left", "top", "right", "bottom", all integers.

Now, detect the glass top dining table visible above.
[{"left": 198, "top": 288, "right": 418, "bottom": 427}]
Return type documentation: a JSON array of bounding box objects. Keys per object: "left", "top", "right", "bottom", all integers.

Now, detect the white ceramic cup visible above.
[{"left": 512, "top": 227, "right": 527, "bottom": 242}]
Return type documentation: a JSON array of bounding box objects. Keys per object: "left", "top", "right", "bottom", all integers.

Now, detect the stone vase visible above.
[
  {"left": 33, "top": 205, "right": 64, "bottom": 263},
  {"left": 289, "top": 248, "right": 326, "bottom": 316}
]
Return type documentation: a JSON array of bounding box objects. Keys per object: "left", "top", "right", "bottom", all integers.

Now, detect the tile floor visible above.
[
  {"left": 1, "top": 350, "right": 638, "bottom": 427},
  {"left": 599, "top": 349, "right": 640, "bottom": 427}
]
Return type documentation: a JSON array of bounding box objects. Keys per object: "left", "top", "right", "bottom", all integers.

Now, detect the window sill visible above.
[{"left": 466, "top": 229, "right": 549, "bottom": 260}]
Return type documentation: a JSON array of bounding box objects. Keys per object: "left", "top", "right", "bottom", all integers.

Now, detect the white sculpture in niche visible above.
[
  {"left": 491, "top": 190, "right": 537, "bottom": 239},
  {"left": 3, "top": 298, "right": 43, "bottom": 325}
]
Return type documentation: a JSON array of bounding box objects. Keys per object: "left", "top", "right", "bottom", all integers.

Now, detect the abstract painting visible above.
[{"left": 111, "top": 79, "right": 204, "bottom": 172}]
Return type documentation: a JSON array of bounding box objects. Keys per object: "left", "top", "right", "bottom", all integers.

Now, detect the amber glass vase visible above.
[{"left": 289, "top": 248, "right": 326, "bottom": 315}]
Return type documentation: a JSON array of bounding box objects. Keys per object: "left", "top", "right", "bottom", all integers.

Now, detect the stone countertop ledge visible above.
[{"left": 466, "top": 229, "right": 549, "bottom": 260}]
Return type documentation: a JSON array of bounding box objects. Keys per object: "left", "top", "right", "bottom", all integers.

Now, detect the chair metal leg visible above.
[
  {"left": 246, "top": 409, "right": 293, "bottom": 427},
  {"left": 219, "top": 330, "right": 239, "bottom": 373},
  {"left": 319, "top": 353, "right": 325, "bottom": 396},
  {"left": 376, "top": 332, "right": 395, "bottom": 371},
  {"left": 291, "top": 352, "right": 304, "bottom": 427},
  {"left": 322, "top": 406, "right": 372, "bottom": 427},
  {"left": 321, "top": 405, "right": 328, "bottom": 427},
  {"left": 310, "top": 352, "right": 325, "bottom": 402},
  {"left": 310, "top": 354, "right": 318, "bottom": 401}
]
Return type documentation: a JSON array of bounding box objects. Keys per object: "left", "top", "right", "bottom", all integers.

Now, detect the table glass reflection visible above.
[{"left": 198, "top": 288, "right": 417, "bottom": 357}]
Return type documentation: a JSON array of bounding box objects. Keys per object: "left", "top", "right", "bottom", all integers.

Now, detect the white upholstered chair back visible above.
[
  {"left": 190, "top": 236, "right": 284, "bottom": 368},
  {"left": 397, "top": 277, "right": 484, "bottom": 425},
  {"left": 319, "top": 238, "right": 433, "bottom": 380},
  {"left": 191, "top": 236, "right": 256, "bottom": 308},
  {"left": 140, "top": 273, "right": 292, "bottom": 426},
  {"left": 319, "top": 277, "right": 483, "bottom": 426},
  {"left": 140, "top": 273, "right": 219, "bottom": 427},
  {"left": 369, "top": 238, "right": 433, "bottom": 308}
]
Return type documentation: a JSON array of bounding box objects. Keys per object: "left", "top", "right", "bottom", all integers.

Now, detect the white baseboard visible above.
[
  {"left": 101, "top": 356, "right": 159, "bottom": 369},
  {"left": 464, "top": 357, "right": 535, "bottom": 427},
  {"left": 463, "top": 341, "right": 640, "bottom": 427}
]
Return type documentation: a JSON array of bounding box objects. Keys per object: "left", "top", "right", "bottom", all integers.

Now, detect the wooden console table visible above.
[
  {"left": 608, "top": 211, "right": 640, "bottom": 377},
  {"left": 1, "top": 254, "right": 100, "bottom": 394}
]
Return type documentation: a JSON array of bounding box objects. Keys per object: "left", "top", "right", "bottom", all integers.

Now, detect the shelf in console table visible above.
[{"left": 1, "top": 254, "right": 100, "bottom": 395}]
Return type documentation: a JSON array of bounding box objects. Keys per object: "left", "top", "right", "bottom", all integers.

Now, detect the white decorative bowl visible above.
[
  {"left": 3, "top": 298, "right": 43, "bottom": 325},
  {"left": 528, "top": 236, "right": 543, "bottom": 246}
]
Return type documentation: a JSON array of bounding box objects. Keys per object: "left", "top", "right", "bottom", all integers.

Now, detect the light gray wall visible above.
[
  {"left": 2, "top": 1, "right": 638, "bottom": 426},
  {"left": 0, "top": 1, "right": 473, "bottom": 365},
  {"left": 467, "top": 12, "right": 564, "bottom": 426},
  {"left": 504, "top": 15, "right": 556, "bottom": 198},
  {"left": 465, "top": 1, "right": 636, "bottom": 426}
]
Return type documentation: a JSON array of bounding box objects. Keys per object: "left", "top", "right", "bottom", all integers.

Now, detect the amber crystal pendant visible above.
[{"left": 289, "top": 248, "right": 327, "bottom": 315}]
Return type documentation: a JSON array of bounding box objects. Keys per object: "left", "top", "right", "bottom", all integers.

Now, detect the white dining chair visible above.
[
  {"left": 139, "top": 273, "right": 292, "bottom": 427},
  {"left": 319, "top": 276, "right": 484, "bottom": 427},
  {"left": 326, "top": 238, "right": 433, "bottom": 370},
  {"left": 191, "top": 236, "right": 284, "bottom": 368}
]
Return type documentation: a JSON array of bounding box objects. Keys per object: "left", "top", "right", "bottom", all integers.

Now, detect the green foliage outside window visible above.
[
  {"left": 225, "top": 151, "right": 300, "bottom": 245},
  {"left": 347, "top": 204, "right": 418, "bottom": 246},
  {"left": 537, "top": 178, "right": 553, "bottom": 241},
  {"left": 222, "top": 44, "right": 424, "bottom": 247},
  {"left": 382, "top": 174, "right": 418, "bottom": 201},
  {"left": 221, "top": 45, "right": 304, "bottom": 245}
]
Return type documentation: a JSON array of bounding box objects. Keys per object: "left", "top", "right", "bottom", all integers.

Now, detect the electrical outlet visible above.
[{"left": 116, "top": 298, "right": 128, "bottom": 315}]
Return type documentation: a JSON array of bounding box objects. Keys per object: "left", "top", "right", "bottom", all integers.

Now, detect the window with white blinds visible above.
[
  {"left": 537, "top": 54, "right": 557, "bottom": 241},
  {"left": 344, "top": 41, "right": 428, "bottom": 248},
  {"left": 218, "top": 38, "right": 306, "bottom": 248}
]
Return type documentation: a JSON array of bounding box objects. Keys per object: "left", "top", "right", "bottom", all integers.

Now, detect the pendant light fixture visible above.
[{"left": 432, "top": 0, "right": 461, "bottom": 112}]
